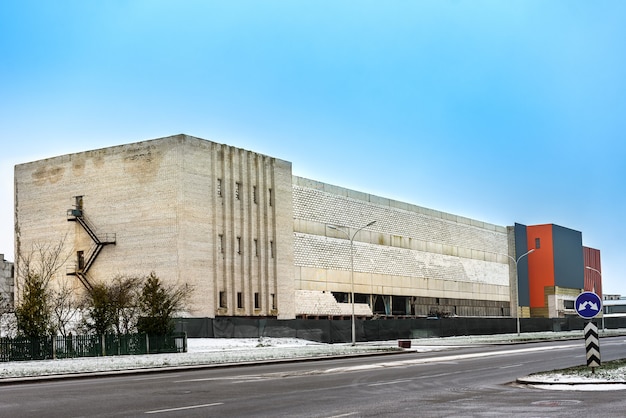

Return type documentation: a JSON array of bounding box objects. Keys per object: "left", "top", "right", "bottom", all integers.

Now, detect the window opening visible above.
[{"left": 77, "top": 251, "right": 85, "bottom": 270}]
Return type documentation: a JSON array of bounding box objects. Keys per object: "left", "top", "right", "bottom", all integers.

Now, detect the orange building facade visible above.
[{"left": 515, "top": 223, "right": 601, "bottom": 318}]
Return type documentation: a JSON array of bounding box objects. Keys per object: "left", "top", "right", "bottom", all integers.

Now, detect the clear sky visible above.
[{"left": 1, "top": 1, "right": 625, "bottom": 294}]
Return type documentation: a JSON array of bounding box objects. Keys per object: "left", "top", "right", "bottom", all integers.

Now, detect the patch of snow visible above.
[{"left": 531, "top": 384, "right": 626, "bottom": 391}]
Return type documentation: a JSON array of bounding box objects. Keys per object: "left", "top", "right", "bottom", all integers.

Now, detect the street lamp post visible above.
[
  {"left": 327, "top": 220, "right": 376, "bottom": 346},
  {"left": 505, "top": 249, "right": 535, "bottom": 336},
  {"left": 585, "top": 266, "right": 604, "bottom": 331}
]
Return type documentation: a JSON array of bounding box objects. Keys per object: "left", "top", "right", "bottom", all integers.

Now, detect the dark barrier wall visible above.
[
  {"left": 553, "top": 224, "right": 585, "bottom": 289},
  {"left": 514, "top": 223, "right": 531, "bottom": 306},
  {"left": 174, "top": 316, "right": 617, "bottom": 343}
]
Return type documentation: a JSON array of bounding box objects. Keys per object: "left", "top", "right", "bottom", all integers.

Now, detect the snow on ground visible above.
[
  {"left": 0, "top": 337, "right": 403, "bottom": 379},
  {"left": 1, "top": 331, "right": 626, "bottom": 390}
]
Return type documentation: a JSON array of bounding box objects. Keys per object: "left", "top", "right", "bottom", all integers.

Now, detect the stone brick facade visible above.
[
  {"left": 14, "top": 135, "right": 295, "bottom": 319},
  {"left": 292, "top": 177, "right": 511, "bottom": 316},
  {"left": 0, "top": 254, "right": 13, "bottom": 309},
  {"left": 14, "top": 134, "right": 513, "bottom": 320}
]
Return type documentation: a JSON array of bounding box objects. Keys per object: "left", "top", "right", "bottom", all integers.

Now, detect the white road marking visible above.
[
  {"left": 324, "top": 344, "right": 576, "bottom": 373},
  {"left": 368, "top": 379, "right": 413, "bottom": 387},
  {"left": 133, "top": 375, "right": 181, "bottom": 381},
  {"left": 145, "top": 402, "right": 223, "bottom": 414},
  {"left": 174, "top": 344, "right": 578, "bottom": 384},
  {"left": 499, "top": 364, "right": 523, "bottom": 369}
]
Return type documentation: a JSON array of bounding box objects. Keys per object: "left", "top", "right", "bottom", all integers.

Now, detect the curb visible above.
[{"left": 516, "top": 377, "right": 626, "bottom": 386}]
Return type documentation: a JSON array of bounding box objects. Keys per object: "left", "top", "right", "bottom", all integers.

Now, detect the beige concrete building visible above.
[
  {"left": 15, "top": 135, "right": 294, "bottom": 319},
  {"left": 0, "top": 254, "right": 13, "bottom": 310},
  {"left": 14, "top": 134, "right": 513, "bottom": 320},
  {"left": 292, "top": 177, "right": 511, "bottom": 318}
]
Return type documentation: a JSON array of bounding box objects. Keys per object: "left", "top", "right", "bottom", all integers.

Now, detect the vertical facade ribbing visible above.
[{"left": 14, "top": 135, "right": 295, "bottom": 319}]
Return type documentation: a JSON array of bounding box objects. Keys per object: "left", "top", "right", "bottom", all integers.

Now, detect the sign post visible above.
[
  {"left": 575, "top": 291, "right": 602, "bottom": 372},
  {"left": 583, "top": 322, "right": 600, "bottom": 370}
]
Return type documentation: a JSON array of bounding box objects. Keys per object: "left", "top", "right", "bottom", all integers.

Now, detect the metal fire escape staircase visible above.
[{"left": 66, "top": 207, "right": 116, "bottom": 290}]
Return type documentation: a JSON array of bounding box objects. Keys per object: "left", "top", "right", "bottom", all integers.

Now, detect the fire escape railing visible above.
[{"left": 66, "top": 208, "right": 116, "bottom": 290}]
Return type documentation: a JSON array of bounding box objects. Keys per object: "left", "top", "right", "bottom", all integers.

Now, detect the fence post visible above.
[
  {"left": 52, "top": 335, "right": 56, "bottom": 360},
  {"left": 145, "top": 334, "right": 150, "bottom": 355}
]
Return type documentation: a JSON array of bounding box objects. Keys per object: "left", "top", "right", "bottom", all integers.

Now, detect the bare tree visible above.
[
  {"left": 81, "top": 275, "right": 142, "bottom": 335},
  {"left": 14, "top": 238, "right": 71, "bottom": 337},
  {"left": 50, "top": 278, "right": 82, "bottom": 337},
  {"left": 0, "top": 294, "right": 17, "bottom": 338},
  {"left": 81, "top": 282, "right": 115, "bottom": 336},
  {"left": 110, "top": 275, "right": 142, "bottom": 334}
]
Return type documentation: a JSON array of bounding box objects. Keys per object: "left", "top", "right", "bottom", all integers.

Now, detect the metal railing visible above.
[{"left": 0, "top": 333, "right": 187, "bottom": 362}]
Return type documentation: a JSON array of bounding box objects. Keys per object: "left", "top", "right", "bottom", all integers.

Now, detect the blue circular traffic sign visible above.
[{"left": 575, "top": 292, "right": 602, "bottom": 319}]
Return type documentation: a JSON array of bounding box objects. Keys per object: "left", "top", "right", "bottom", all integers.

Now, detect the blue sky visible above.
[{"left": 1, "top": 1, "right": 625, "bottom": 294}]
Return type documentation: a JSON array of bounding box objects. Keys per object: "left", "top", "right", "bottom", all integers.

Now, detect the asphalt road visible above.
[{"left": 2, "top": 336, "right": 626, "bottom": 417}]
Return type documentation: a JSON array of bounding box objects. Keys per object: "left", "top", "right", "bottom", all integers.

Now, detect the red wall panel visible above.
[
  {"left": 583, "top": 246, "right": 602, "bottom": 296},
  {"left": 526, "top": 225, "right": 554, "bottom": 308}
]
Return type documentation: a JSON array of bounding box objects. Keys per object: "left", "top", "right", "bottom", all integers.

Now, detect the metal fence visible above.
[{"left": 0, "top": 332, "right": 187, "bottom": 362}]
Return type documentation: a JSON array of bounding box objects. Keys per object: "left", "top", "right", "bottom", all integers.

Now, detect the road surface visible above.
[{"left": 1, "top": 336, "right": 625, "bottom": 417}]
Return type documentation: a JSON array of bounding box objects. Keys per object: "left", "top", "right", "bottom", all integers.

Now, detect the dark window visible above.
[
  {"left": 271, "top": 293, "right": 276, "bottom": 310},
  {"left": 219, "top": 291, "right": 227, "bottom": 308},
  {"left": 564, "top": 300, "right": 575, "bottom": 310},
  {"left": 235, "top": 182, "right": 241, "bottom": 200},
  {"left": 237, "top": 292, "right": 244, "bottom": 309},
  {"left": 254, "top": 292, "right": 260, "bottom": 310},
  {"left": 217, "top": 179, "right": 222, "bottom": 197},
  {"left": 218, "top": 234, "right": 224, "bottom": 253},
  {"left": 237, "top": 236, "right": 242, "bottom": 254},
  {"left": 268, "top": 188, "right": 273, "bottom": 206},
  {"left": 253, "top": 186, "right": 257, "bottom": 204},
  {"left": 535, "top": 238, "right": 541, "bottom": 249},
  {"left": 270, "top": 240, "right": 274, "bottom": 258},
  {"left": 254, "top": 239, "right": 258, "bottom": 257},
  {"left": 77, "top": 251, "right": 85, "bottom": 270}
]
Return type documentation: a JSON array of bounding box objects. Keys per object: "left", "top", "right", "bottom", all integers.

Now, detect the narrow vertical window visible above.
[
  {"left": 218, "top": 234, "right": 224, "bottom": 253},
  {"left": 254, "top": 292, "right": 260, "bottom": 310},
  {"left": 270, "top": 240, "right": 274, "bottom": 258},
  {"left": 219, "top": 291, "right": 227, "bottom": 308},
  {"left": 235, "top": 182, "right": 241, "bottom": 200},
  {"left": 77, "top": 251, "right": 85, "bottom": 270},
  {"left": 253, "top": 186, "right": 257, "bottom": 204},
  {"left": 535, "top": 238, "right": 541, "bottom": 249},
  {"left": 254, "top": 239, "right": 258, "bottom": 257},
  {"left": 237, "top": 292, "right": 244, "bottom": 309},
  {"left": 74, "top": 195, "right": 84, "bottom": 215},
  {"left": 237, "top": 236, "right": 242, "bottom": 254},
  {"left": 271, "top": 293, "right": 276, "bottom": 310},
  {"left": 268, "top": 188, "right": 273, "bottom": 206},
  {"left": 217, "top": 179, "right": 222, "bottom": 197}
]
